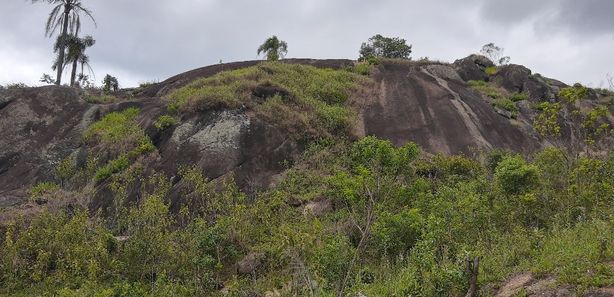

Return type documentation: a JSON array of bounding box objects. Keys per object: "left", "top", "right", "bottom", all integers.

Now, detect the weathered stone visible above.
[
  {"left": 425, "top": 64, "right": 463, "bottom": 82},
  {"left": 453, "top": 54, "right": 494, "bottom": 81},
  {"left": 236, "top": 252, "right": 265, "bottom": 275},
  {"left": 303, "top": 198, "right": 333, "bottom": 216}
]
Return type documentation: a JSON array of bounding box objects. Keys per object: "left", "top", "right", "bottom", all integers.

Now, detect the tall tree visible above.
[
  {"left": 257, "top": 36, "right": 288, "bottom": 61},
  {"left": 359, "top": 34, "right": 412, "bottom": 61},
  {"left": 65, "top": 35, "right": 95, "bottom": 86},
  {"left": 32, "top": 0, "right": 96, "bottom": 85}
]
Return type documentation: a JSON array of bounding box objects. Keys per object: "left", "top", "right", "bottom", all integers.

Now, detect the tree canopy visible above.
[
  {"left": 359, "top": 34, "right": 412, "bottom": 61},
  {"left": 33, "top": 0, "right": 96, "bottom": 85},
  {"left": 257, "top": 36, "right": 288, "bottom": 61}
]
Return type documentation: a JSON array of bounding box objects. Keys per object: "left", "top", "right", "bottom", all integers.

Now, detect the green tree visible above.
[
  {"left": 32, "top": 0, "right": 96, "bottom": 85},
  {"left": 494, "top": 155, "right": 539, "bottom": 195},
  {"left": 102, "top": 74, "right": 119, "bottom": 93},
  {"left": 257, "top": 35, "right": 288, "bottom": 61},
  {"left": 65, "top": 35, "right": 95, "bottom": 87},
  {"left": 359, "top": 34, "right": 412, "bottom": 61}
]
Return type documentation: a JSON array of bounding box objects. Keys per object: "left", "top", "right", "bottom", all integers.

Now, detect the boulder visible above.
[
  {"left": 424, "top": 64, "right": 463, "bottom": 82},
  {"left": 303, "top": 198, "right": 333, "bottom": 216},
  {"left": 453, "top": 54, "right": 494, "bottom": 81},
  {"left": 236, "top": 252, "right": 265, "bottom": 275},
  {"left": 494, "top": 65, "right": 557, "bottom": 100}
]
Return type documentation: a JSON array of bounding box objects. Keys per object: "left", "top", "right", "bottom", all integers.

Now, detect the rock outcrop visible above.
[{"left": 1, "top": 57, "right": 612, "bottom": 211}]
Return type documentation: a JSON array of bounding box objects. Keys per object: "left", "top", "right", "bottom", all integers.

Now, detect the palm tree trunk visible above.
[
  {"left": 70, "top": 59, "right": 78, "bottom": 86},
  {"left": 55, "top": 5, "right": 71, "bottom": 85}
]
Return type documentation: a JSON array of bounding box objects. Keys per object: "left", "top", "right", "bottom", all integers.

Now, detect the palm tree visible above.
[
  {"left": 32, "top": 0, "right": 96, "bottom": 85},
  {"left": 65, "top": 35, "right": 95, "bottom": 86},
  {"left": 257, "top": 36, "right": 288, "bottom": 61}
]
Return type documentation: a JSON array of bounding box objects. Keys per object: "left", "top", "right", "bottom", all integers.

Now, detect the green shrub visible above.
[
  {"left": 485, "top": 149, "right": 512, "bottom": 174},
  {"left": 154, "top": 115, "right": 178, "bottom": 131},
  {"left": 559, "top": 84, "right": 588, "bottom": 104},
  {"left": 94, "top": 155, "right": 130, "bottom": 182},
  {"left": 495, "top": 155, "right": 540, "bottom": 195},
  {"left": 314, "top": 235, "right": 355, "bottom": 288},
  {"left": 493, "top": 98, "right": 519, "bottom": 116},
  {"left": 534, "top": 102, "right": 562, "bottom": 137},
  {"left": 468, "top": 80, "right": 504, "bottom": 100},
  {"left": 354, "top": 62, "right": 373, "bottom": 75},
  {"left": 29, "top": 182, "right": 60, "bottom": 201},
  {"left": 509, "top": 92, "right": 529, "bottom": 102},
  {"left": 485, "top": 66, "right": 498, "bottom": 76},
  {"left": 371, "top": 208, "right": 423, "bottom": 257}
]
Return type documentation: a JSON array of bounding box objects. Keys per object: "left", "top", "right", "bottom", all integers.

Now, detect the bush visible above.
[
  {"left": 371, "top": 208, "right": 423, "bottom": 258},
  {"left": 493, "top": 98, "right": 519, "bottom": 117},
  {"left": 94, "top": 155, "right": 130, "bottom": 182},
  {"left": 495, "top": 155, "right": 540, "bottom": 195},
  {"left": 354, "top": 62, "right": 373, "bottom": 76},
  {"left": 509, "top": 92, "right": 529, "bottom": 102},
  {"left": 468, "top": 80, "right": 504, "bottom": 100},
  {"left": 29, "top": 182, "right": 60, "bottom": 202},
  {"left": 534, "top": 102, "right": 562, "bottom": 137},
  {"left": 485, "top": 149, "right": 512, "bottom": 174},
  {"left": 154, "top": 115, "right": 178, "bottom": 131},
  {"left": 485, "top": 66, "right": 498, "bottom": 76},
  {"left": 559, "top": 84, "right": 588, "bottom": 104}
]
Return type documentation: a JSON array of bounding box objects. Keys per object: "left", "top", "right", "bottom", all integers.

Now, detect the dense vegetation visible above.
[
  {"left": 1, "top": 135, "right": 613, "bottom": 296},
  {"left": 166, "top": 62, "right": 365, "bottom": 141},
  {"left": 1, "top": 59, "right": 613, "bottom": 296}
]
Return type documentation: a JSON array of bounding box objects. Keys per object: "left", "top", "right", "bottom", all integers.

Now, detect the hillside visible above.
[{"left": 0, "top": 57, "right": 613, "bottom": 296}]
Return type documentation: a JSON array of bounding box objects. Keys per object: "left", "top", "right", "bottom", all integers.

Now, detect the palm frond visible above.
[
  {"left": 45, "top": 4, "right": 62, "bottom": 37},
  {"left": 74, "top": 5, "right": 97, "bottom": 28}
]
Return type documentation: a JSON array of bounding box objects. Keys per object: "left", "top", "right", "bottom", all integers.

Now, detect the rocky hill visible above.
[
  {"left": 1, "top": 56, "right": 611, "bottom": 210},
  {"left": 1, "top": 56, "right": 613, "bottom": 296}
]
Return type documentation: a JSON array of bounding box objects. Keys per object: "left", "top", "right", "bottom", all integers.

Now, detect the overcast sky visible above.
[{"left": 1, "top": 0, "right": 613, "bottom": 88}]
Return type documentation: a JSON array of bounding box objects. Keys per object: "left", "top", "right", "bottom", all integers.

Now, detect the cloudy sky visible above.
[{"left": 1, "top": 0, "right": 613, "bottom": 88}]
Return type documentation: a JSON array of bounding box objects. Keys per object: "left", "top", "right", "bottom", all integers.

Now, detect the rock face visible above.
[
  {"left": 0, "top": 57, "right": 611, "bottom": 209},
  {"left": 358, "top": 60, "right": 542, "bottom": 156},
  {"left": 453, "top": 54, "right": 495, "bottom": 81},
  {"left": 0, "top": 87, "right": 88, "bottom": 207},
  {"left": 158, "top": 109, "right": 300, "bottom": 192}
]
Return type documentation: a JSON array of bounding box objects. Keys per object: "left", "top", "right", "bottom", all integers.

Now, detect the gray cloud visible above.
[{"left": 1, "top": 0, "right": 613, "bottom": 88}]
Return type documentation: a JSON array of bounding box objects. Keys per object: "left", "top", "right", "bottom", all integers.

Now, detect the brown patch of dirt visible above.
[{"left": 496, "top": 272, "right": 534, "bottom": 297}]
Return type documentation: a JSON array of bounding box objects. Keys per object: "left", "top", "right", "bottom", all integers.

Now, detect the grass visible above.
[
  {"left": 84, "top": 93, "right": 117, "bottom": 104},
  {"left": 485, "top": 66, "right": 499, "bottom": 76},
  {"left": 509, "top": 92, "right": 529, "bottom": 102},
  {"left": 354, "top": 62, "right": 373, "bottom": 76},
  {"left": 493, "top": 98, "right": 520, "bottom": 117},
  {"left": 28, "top": 182, "right": 60, "bottom": 202},
  {"left": 468, "top": 80, "right": 505, "bottom": 100},
  {"left": 167, "top": 62, "right": 363, "bottom": 140},
  {"left": 84, "top": 108, "right": 156, "bottom": 182},
  {"left": 84, "top": 108, "right": 143, "bottom": 146}
]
